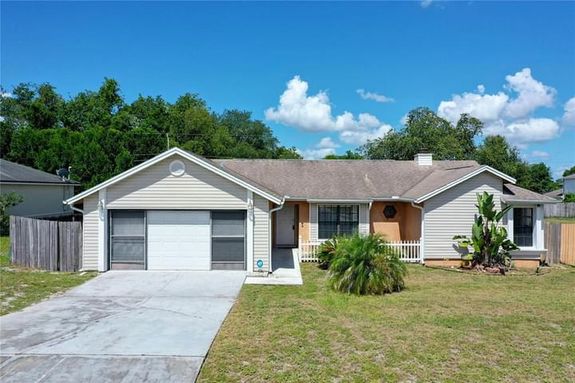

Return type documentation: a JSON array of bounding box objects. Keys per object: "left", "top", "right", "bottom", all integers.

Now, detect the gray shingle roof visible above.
[
  {"left": 564, "top": 173, "right": 575, "bottom": 180},
  {"left": 503, "top": 183, "right": 558, "bottom": 203},
  {"left": 216, "top": 159, "right": 482, "bottom": 201},
  {"left": 0, "top": 159, "right": 79, "bottom": 185}
]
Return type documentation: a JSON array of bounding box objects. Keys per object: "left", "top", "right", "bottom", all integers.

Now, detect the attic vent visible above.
[
  {"left": 414, "top": 153, "right": 433, "bottom": 166},
  {"left": 169, "top": 160, "right": 185, "bottom": 176}
]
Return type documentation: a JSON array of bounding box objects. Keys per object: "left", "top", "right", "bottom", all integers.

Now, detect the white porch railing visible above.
[{"left": 298, "top": 238, "right": 422, "bottom": 263}]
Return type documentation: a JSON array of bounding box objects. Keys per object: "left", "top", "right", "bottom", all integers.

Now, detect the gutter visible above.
[{"left": 501, "top": 198, "right": 559, "bottom": 204}]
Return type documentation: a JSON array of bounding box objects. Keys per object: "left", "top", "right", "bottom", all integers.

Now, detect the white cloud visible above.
[
  {"left": 563, "top": 97, "right": 575, "bottom": 126},
  {"left": 438, "top": 91, "right": 509, "bottom": 124},
  {"left": 340, "top": 124, "right": 392, "bottom": 145},
  {"left": 437, "top": 68, "right": 560, "bottom": 145},
  {"left": 299, "top": 147, "right": 336, "bottom": 160},
  {"left": 299, "top": 137, "right": 340, "bottom": 159},
  {"left": 356, "top": 89, "right": 394, "bottom": 103},
  {"left": 420, "top": 0, "right": 432, "bottom": 8},
  {"left": 317, "top": 137, "right": 339, "bottom": 149},
  {"left": 486, "top": 118, "right": 560, "bottom": 144},
  {"left": 1, "top": 91, "right": 13, "bottom": 98},
  {"left": 266, "top": 75, "right": 392, "bottom": 146},
  {"left": 530, "top": 150, "right": 550, "bottom": 158},
  {"left": 504, "top": 68, "right": 556, "bottom": 118}
]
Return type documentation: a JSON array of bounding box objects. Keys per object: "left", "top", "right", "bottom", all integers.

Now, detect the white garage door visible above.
[{"left": 147, "top": 211, "right": 211, "bottom": 270}]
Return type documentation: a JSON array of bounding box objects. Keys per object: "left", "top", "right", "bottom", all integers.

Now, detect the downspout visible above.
[
  {"left": 268, "top": 197, "right": 286, "bottom": 274},
  {"left": 410, "top": 201, "right": 425, "bottom": 265},
  {"left": 368, "top": 201, "right": 373, "bottom": 234}
]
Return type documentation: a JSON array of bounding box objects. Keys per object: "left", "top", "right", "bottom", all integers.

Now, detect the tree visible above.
[
  {"left": 563, "top": 166, "right": 575, "bottom": 178},
  {"left": 0, "top": 192, "right": 23, "bottom": 235},
  {"left": 475, "top": 135, "right": 558, "bottom": 193},
  {"left": 0, "top": 78, "right": 300, "bottom": 188},
  {"left": 324, "top": 150, "right": 363, "bottom": 160},
  {"left": 362, "top": 108, "right": 482, "bottom": 160}
]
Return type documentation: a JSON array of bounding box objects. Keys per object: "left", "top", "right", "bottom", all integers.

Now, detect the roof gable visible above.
[{"left": 64, "top": 148, "right": 282, "bottom": 205}]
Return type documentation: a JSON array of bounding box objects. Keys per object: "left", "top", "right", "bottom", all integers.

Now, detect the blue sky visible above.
[{"left": 2, "top": 1, "right": 574, "bottom": 177}]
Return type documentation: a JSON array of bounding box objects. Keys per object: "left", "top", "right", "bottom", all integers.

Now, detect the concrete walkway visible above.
[
  {"left": 245, "top": 248, "right": 303, "bottom": 285},
  {"left": 0, "top": 271, "right": 245, "bottom": 382}
]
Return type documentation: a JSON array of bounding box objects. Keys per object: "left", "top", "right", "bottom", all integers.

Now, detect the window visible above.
[
  {"left": 211, "top": 211, "right": 246, "bottom": 270},
  {"left": 318, "top": 205, "right": 359, "bottom": 239},
  {"left": 513, "top": 208, "right": 533, "bottom": 247},
  {"left": 110, "top": 210, "right": 146, "bottom": 269}
]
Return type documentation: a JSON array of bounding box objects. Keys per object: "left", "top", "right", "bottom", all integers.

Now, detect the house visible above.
[
  {"left": 0, "top": 159, "right": 79, "bottom": 218},
  {"left": 64, "top": 148, "right": 556, "bottom": 273},
  {"left": 545, "top": 173, "right": 575, "bottom": 200}
]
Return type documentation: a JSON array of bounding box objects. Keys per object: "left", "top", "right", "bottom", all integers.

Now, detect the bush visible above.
[
  {"left": 0, "top": 193, "right": 23, "bottom": 235},
  {"left": 328, "top": 234, "right": 407, "bottom": 295},
  {"left": 317, "top": 237, "right": 339, "bottom": 269}
]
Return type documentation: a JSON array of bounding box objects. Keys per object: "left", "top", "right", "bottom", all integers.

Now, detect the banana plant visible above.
[{"left": 453, "top": 192, "right": 518, "bottom": 270}]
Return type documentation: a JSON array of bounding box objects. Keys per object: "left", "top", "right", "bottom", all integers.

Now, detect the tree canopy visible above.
[
  {"left": 358, "top": 108, "right": 558, "bottom": 193},
  {"left": 0, "top": 79, "right": 300, "bottom": 189}
]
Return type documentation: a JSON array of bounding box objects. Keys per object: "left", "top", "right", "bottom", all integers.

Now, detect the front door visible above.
[{"left": 276, "top": 205, "right": 297, "bottom": 247}]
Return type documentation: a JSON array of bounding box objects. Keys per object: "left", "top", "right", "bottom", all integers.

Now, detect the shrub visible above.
[
  {"left": 453, "top": 191, "right": 518, "bottom": 271},
  {"left": 328, "top": 234, "right": 407, "bottom": 295},
  {"left": 0, "top": 192, "right": 23, "bottom": 235},
  {"left": 317, "top": 237, "right": 339, "bottom": 270}
]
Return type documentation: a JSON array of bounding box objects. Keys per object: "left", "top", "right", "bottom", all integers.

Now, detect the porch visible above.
[{"left": 298, "top": 237, "right": 422, "bottom": 263}]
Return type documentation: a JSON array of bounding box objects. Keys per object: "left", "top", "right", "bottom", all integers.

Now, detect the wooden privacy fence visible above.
[
  {"left": 544, "top": 203, "right": 575, "bottom": 218},
  {"left": 9, "top": 216, "right": 82, "bottom": 271},
  {"left": 545, "top": 222, "right": 575, "bottom": 266}
]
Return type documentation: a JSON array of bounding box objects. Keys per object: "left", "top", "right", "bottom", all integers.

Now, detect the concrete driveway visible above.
[{"left": 0, "top": 271, "right": 246, "bottom": 382}]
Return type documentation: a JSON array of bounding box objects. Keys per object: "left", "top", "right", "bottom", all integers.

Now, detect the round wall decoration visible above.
[
  {"left": 383, "top": 205, "right": 397, "bottom": 219},
  {"left": 169, "top": 160, "right": 186, "bottom": 176}
]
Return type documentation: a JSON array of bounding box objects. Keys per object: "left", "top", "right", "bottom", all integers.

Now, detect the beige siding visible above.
[
  {"left": 2, "top": 184, "right": 75, "bottom": 217},
  {"left": 106, "top": 157, "right": 247, "bottom": 209},
  {"left": 82, "top": 195, "right": 99, "bottom": 270},
  {"left": 424, "top": 172, "right": 503, "bottom": 259},
  {"left": 253, "top": 195, "right": 270, "bottom": 271}
]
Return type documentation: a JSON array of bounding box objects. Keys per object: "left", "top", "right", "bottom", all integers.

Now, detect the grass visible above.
[
  {"left": 199, "top": 263, "right": 575, "bottom": 382},
  {"left": 0, "top": 236, "right": 96, "bottom": 316}
]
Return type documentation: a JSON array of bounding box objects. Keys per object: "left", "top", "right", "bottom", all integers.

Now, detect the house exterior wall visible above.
[
  {"left": 106, "top": 157, "right": 247, "bottom": 209},
  {"left": 564, "top": 178, "right": 575, "bottom": 194},
  {"left": 2, "top": 183, "right": 75, "bottom": 217},
  {"left": 370, "top": 202, "right": 421, "bottom": 241},
  {"left": 81, "top": 194, "right": 99, "bottom": 271},
  {"left": 253, "top": 195, "right": 270, "bottom": 272},
  {"left": 423, "top": 172, "right": 503, "bottom": 260}
]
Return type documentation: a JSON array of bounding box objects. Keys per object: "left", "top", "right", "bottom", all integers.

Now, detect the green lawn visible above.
[
  {"left": 0, "top": 236, "right": 96, "bottom": 316},
  {"left": 199, "top": 264, "right": 575, "bottom": 382}
]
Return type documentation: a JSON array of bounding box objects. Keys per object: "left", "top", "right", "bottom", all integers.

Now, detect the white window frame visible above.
[
  {"left": 317, "top": 204, "right": 360, "bottom": 241},
  {"left": 507, "top": 205, "right": 544, "bottom": 251}
]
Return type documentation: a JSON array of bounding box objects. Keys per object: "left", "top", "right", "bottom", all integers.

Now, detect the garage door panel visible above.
[{"left": 147, "top": 211, "right": 211, "bottom": 270}]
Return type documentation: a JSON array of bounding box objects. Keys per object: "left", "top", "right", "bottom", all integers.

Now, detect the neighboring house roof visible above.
[
  {"left": 564, "top": 173, "right": 575, "bottom": 180},
  {"left": 64, "top": 148, "right": 283, "bottom": 205},
  {"left": 217, "top": 159, "right": 515, "bottom": 203},
  {"left": 502, "top": 183, "right": 559, "bottom": 204},
  {"left": 0, "top": 159, "right": 79, "bottom": 185},
  {"left": 544, "top": 188, "right": 563, "bottom": 199}
]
